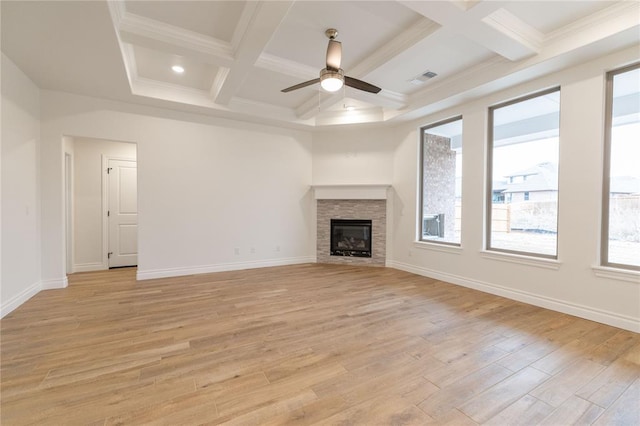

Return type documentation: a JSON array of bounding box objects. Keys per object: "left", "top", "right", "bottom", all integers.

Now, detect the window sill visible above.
[
  {"left": 480, "top": 250, "right": 561, "bottom": 270},
  {"left": 592, "top": 266, "right": 640, "bottom": 283},
  {"left": 414, "top": 241, "right": 463, "bottom": 255}
]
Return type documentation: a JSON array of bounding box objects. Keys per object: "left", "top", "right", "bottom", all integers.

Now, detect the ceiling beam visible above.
[
  {"left": 255, "top": 53, "right": 318, "bottom": 81},
  {"left": 395, "top": 1, "right": 640, "bottom": 123},
  {"left": 349, "top": 19, "right": 441, "bottom": 78},
  {"left": 209, "top": 67, "right": 231, "bottom": 100},
  {"left": 129, "top": 77, "right": 311, "bottom": 127},
  {"left": 212, "top": 1, "right": 294, "bottom": 105},
  {"left": 230, "top": 2, "right": 261, "bottom": 51},
  {"left": 399, "top": 0, "right": 542, "bottom": 62},
  {"left": 115, "top": 11, "right": 235, "bottom": 67}
]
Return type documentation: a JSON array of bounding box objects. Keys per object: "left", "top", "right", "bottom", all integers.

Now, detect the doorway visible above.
[{"left": 64, "top": 137, "right": 137, "bottom": 273}]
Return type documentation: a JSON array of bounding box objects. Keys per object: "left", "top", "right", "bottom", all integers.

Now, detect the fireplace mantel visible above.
[{"left": 312, "top": 184, "right": 391, "bottom": 200}]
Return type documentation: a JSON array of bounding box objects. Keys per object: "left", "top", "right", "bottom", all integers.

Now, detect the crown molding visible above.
[
  {"left": 231, "top": 1, "right": 260, "bottom": 51},
  {"left": 210, "top": 67, "right": 231, "bottom": 100},
  {"left": 106, "top": 1, "right": 135, "bottom": 91},
  {"left": 229, "top": 97, "right": 305, "bottom": 124},
  {"left": 482, "top": 8, "right": 542, "bottom": 57},
  {"left": 350, "top": 89, "right": 408, "bottom": 110},
  {"left": 121, "top": 42, "right": 138, "bottom": 88},
  {"left": 255, "top": 53, "right": 319, "bottom": 81},
  {"left": 106, "top": 0, "right": 127, "bottom": 25},
  {"left": 314, "top": 107, "right": 384, "bottom": 127},
  {"left": 545, "top": 1, "right": 640, "bottom": 44},
  {"left": 118, "top": 12, "right": 235, "bottom": 66},
  {"left": 296, "top": 87, "right": 408, "bottom": 120},
  {"left": 132, "top": 77, "right": 211, "bottom": 101},
  {"left": 130, "top": 77, "right": 310, "bottom": 127}
]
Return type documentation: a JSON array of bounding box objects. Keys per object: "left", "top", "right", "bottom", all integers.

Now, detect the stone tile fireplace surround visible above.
[{"left": 314, "top": 185, "right": 389, "bottom": 266}]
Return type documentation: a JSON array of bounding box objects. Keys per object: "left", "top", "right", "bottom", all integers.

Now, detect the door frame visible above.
[
  {"left": 65, "top": 152, "right": 74, "bottom": 274},
  {"left": 102, "top": 155, "right": 137, "bottom": 269}
]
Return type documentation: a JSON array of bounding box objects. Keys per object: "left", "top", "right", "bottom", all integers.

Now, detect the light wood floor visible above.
[{"left": 1, "top": 264, "right": 639, "bottom": 425}]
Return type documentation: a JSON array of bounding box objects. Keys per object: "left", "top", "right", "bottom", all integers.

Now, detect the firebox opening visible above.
[{"left": 330, "top": 219, "right": 372, "bottom": 258}]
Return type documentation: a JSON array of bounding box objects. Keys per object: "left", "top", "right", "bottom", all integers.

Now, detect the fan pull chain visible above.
[{"left": 342, "top": 82, "right": 346, "bottom": 108}]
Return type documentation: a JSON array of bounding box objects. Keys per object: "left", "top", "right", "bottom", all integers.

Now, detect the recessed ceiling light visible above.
[
  {"left": 344, "top": 104, "right": 355, "bottom": 111},
  {"left": 171, "top": 65, "right": 185, "bottom": 74}
]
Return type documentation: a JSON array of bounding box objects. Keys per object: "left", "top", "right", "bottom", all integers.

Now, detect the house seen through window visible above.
[{"left": 487, "top": 88, "right": 561, "bottom": 258}]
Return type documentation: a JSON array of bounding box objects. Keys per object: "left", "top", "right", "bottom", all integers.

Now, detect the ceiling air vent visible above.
[{"left": 408, "top": 70, "right": 438, "bottom": 86}]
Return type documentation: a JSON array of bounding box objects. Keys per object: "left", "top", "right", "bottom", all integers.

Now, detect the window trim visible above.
[
  {"left": 601, "top": 62, "right": 640, "bottom": 272},
  {"left": 486, "top": 86, "right": 561, "bottom": 260},
  {"left": 418, "top": 115, "right": 463, "bottom": 246}
]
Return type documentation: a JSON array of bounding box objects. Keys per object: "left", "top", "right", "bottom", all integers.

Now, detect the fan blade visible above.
[
  {"left": 326, "top": 40, "right": 342, "bottom": 71},
  {"left": 344, "top": 76, "right": 381, "bottom": 94},
  {"left": 281, "top": 78, "right": 320, "bottom": 93}
]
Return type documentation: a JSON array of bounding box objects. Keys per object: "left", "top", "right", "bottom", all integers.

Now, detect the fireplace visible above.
[
  {"left": 330, "top": 219, "right": 372, "bottom": 257},
  {"left": 316, "top": 199, "right": 386, "bottom": 266}
]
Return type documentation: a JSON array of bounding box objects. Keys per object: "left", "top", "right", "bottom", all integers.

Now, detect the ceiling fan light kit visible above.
[
  {"left": 281, "top": 28, "right": 381, "bottom": 95},
  {"left": 320, "top": 68, "right": 344, "bottom": 92}
]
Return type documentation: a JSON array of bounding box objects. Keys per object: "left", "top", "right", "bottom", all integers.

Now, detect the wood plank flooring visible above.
[{"left": 1, "top": 264, "right": 639, "bottom": 425}]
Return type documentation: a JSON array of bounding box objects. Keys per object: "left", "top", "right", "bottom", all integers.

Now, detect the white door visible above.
[{"left": 108, "top": 159, "right": 138, "bottom": 268}]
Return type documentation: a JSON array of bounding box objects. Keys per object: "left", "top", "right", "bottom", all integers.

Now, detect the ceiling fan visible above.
[{"left": 281, "top": 29, "right": 381, "bottom": 94}]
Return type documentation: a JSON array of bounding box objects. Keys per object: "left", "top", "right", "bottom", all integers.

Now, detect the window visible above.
[
  {"left": 487, "top": 88, "right": 560, "bottom": 258},
  {"left": 419, "top": 116, "right": 463, "bottom": 245},
  {"left": 602, "top": 63, "right": 640, "bottom": 270}
]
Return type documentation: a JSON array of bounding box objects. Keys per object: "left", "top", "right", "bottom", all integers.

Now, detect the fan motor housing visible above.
[{"left": 320, "top": 68, "right": 344, "bottom": 80}]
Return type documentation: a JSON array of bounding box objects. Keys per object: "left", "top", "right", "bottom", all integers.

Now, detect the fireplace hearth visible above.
[{"left": 330, "top": 219, "right": 372, "bottom": 258}]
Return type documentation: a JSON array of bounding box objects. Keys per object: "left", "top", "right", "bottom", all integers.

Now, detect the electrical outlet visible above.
[
  {"left": 234, "top": 248, "right": 240, "bottom": 255},
  {"left": 250, "top": 247, "right": 255, "bottom": 254},
  {"left": 275, "top": 246, "right": 281, "bottom": 252}
]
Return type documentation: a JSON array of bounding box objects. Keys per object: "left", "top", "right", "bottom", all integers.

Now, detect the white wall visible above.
[
  {"left": 39, "top": 91, "right": 314, "bottom": 282},
  {"left": 72, "top": 137, "right": 136, "bottom": 271},
  {"left": 1, "top": 53, "right": 41, "bottom": 317},
  {"left": 389, "top": 46, "right": 640, "bottom": 332},
  {"left": 312, "top": 126, "right": 395, "bottom": 185}
]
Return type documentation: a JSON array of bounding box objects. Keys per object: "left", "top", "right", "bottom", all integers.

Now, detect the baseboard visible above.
[
  {"left": 136, "top": 256, "right": 316, "bottom": 281},
  {"left": 1, "top": 281, "right": 41, "bottom": 318},
  {"left": 41, "top": 276, "right": 69, "bottom": 290},
  {"left": 388, "top": 260, "right": 640, "bottom": 333},
  {"left": 73, "top": 262, "right": 107, "bottom": 273}
]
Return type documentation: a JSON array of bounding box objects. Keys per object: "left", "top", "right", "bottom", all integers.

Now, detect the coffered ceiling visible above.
[{"left": 2, "top": 1, "right": 638, "bottom": 128}]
